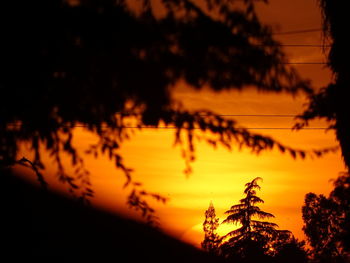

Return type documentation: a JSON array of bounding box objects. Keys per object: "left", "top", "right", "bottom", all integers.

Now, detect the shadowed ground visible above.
[{"left": 1, "top": 169, "right": 225, "bottom": 262}]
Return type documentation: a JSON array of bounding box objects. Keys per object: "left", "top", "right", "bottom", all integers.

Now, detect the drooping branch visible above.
[{"left": 0, "top": 0, "right": 329, "bottom": 224}]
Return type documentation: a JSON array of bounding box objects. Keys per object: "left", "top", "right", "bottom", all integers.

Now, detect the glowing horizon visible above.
[{"left": 12, "top": 0, "right": 345, "bottom": 250}]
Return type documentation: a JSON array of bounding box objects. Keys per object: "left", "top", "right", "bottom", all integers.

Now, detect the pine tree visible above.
[
  {"left": 221, "top": 177, "right": 289, "bottom": 260},
  {"left": 201, "top": 202, "right": 221, "bottom": 254}
]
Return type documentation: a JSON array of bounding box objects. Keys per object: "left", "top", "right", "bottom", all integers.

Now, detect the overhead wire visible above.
[
  {"left": 4, "top": 28, "right": 331, "bottom": 130},
  {"left": 273, "top": 28, "right": 323, "bottom": 35},
  {"left": 67, "top": 126, "right": 329, "bottom": 130}
]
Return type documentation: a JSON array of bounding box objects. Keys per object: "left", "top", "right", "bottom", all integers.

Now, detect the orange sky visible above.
[{"left": 16, "top": 0, "right": 346, "bottom": 248}]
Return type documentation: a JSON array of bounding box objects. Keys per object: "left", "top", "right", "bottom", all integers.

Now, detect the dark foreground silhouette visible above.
[
  {"left": 0, "top": 0, "right": 315, "bottom": 222},
  {"left": 1, "top": 169, "right": 225, "bottom": 262},
  {"left": 201, "top": 178, "right": 308, "bottom": 263}
]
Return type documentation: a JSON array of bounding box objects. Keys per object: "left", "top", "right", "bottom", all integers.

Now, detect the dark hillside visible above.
[{"left": 1, "top": 169, "right": 225, "bottom": 262}]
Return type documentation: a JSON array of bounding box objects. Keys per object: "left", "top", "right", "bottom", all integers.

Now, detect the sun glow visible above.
[
  {"left": 12, "top": 0, "right": 345, "bottom": 250},
  {"left": 16, "top": 113, "right": 343, "bottom": 247},
  {"left": 181, "top": 221, "right": 242, "bottom": 248}
]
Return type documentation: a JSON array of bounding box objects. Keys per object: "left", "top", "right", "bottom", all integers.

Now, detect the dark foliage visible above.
[
  {"left": 202, "top": 201, "right": 222, "bottom": 254},
  {"left": 219, "top": 177, "right": 292, "bottom": 262},
  {"left": 298, "top": 3, "right": 350, "bottom": 261},
  {"left": 296, "top": 0, "right": 350, "bottom": 170},
  {"left": 302, "top": 173, "right": 350, "bottom": 262},
  {"left": 0, "top": 0, "right": 324, "bottom": 221},
  {"left": 273, "top": 235, "right": 309, "bottom": 263}
]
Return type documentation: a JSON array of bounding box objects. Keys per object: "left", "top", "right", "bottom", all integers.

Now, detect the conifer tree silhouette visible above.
[
  {"left": 220, "top": 177, "right": 289, "bottom": 260},
  {"left": 201, "top": 201, "right": 221, "bottom": 254}
]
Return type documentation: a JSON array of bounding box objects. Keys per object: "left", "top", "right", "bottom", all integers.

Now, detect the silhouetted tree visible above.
[
  {"left": 296, "top": 0, "right": 350, "bottom": 170},
  {"left": 273, "top": 235, "right": 309, "bottom": 263},
  {"left": 302, "top": 173, "right": 350, "bottom": 263},
  {"left": 220, "top": 177, "right": 290, "bottom": 261},
  {"left": 1, "top": 0, "right": 321, "bottom": 220},
  {"left": 302, "top": 192, "right": 341, "bottom": 262},
  {"left": 331, "top": 174, "right": 350, "bottom": 253},
  {"left": 296, "top": 2, "right": 350, "bottom": 262},
  {"left": 201, "top": 201, "right": 221, "bottom": 254}
]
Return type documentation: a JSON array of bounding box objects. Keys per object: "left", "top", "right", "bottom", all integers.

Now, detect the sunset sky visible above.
[{"left": 17, "top": 0, "right": 345, "bottom": 248}]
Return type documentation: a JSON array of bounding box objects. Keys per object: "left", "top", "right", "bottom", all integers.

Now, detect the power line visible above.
[
  {"left": 70, "top": 126, "right": 328, "bottom": 130},
  {"left": 202, "top": 114, "right": 297, "bottom": 117},
  {"left": 274, "top": 28, "right": 322, "bottom": 35},
  {"left": 5, "top": 114, "right": 306, "bottom": 119},
  {"left": 244, "top": 127, "right": 327, "bottom": 130},
  {"left": 6, "top": 124, "right": 329, "bottom": 130},
  {"left": 283, "top": 62, "right": 327, "bottom": 65},
  {"left": 277, "top": 44, "right": 330, "bottom": 47},
  {"left": 251, "top": 44, "right": 330, "bottom": 49}
]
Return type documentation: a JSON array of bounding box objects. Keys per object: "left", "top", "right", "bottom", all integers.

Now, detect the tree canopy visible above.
[
  {"left": 220, "top": 177, "right": 290, "bottom": 260},
  {"left": 0, "top": 0, "right": 321, "bottom": 220},
  {"left": 201, "top": 201, "right": 221, "bottom": 254},
  {"left": 298, "top": 1, "right": 350, "bottom": 261},
  {"left": 296, "top": 0, "right": 350, "bottom": 170},
  {"left": 302, "top": 173, "right": 350, "bottom": 262}
]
